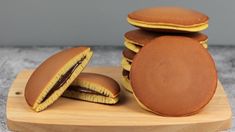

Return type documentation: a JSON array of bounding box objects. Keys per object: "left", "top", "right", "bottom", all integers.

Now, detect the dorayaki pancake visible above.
[
  {"left": 124, "top": 29, "right": 208, "bottom": 46},
  {"left": 63, "top": 73, "right": 120, "bottom": 104},
  {"left": 130, "top": 36, "right": 217, "bottom": 116},
  {"left": 124, "top": 29, "right": 208, "bottom": 53},
  {"left": 127, "top": 7, "right": 209, "bottom": 32},
  {"left": 125, "top": 40, "right": 208, "bottom": 53},
  {"left": 25, "top": 47, "right": 93, "bottom": 112}
]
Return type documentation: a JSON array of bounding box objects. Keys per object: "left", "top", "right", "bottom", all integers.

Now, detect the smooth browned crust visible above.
[
  {"left": 125, "top": 29, "right": 208, "bottom": 46},
  {"left": 130, "top": 36, "right": 217, "bottom": 116},
  {"left": 72, "top": 73, "right": 121, "bottom": 97},
  {"left": 128, "top": 6, "right": 209, "bottom": 26},
  {"left": 122, "top": 47, "right": 136, "bottom": 60},
  {"left": 25, "top": 47, "right": 89, "bottom": 106}
]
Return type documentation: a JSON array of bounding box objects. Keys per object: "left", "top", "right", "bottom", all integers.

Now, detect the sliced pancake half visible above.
[{"left": 63, "top": 73, "right": 120, "bottom": 104}]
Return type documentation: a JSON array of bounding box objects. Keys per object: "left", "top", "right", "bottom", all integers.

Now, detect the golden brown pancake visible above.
[
  {"left": 130, "top": 36, "right": 217, "bottom": 116},
  {"left": 63, "top": 72, "right": 120, "bottom": 104},
  {"left": 127, "top": 6, "right": 209, "bottom": 32},
  {"left": 124, "top": 29, "right": 208, "bottom": 46},
  {"left": 123, "top": 30, "right": 208, "bottom": 60},
  {"left": 25, "top": 47, "right": 93, "bottom": 112}
]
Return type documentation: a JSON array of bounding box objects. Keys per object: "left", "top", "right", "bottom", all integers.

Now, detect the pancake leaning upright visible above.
[{"left": 25, "top": 47, "right": 93, "bottom": 112}]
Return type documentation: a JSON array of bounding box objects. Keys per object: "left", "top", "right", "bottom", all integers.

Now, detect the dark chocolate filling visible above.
[
  {"left": 135, "top": 44, "right": 142, "bottom": 49},
  {"left": 67, "top": 86, "right": 107, "bottom": 96},
  {"left": 41, "top": 56, "right": 86, "bottom": 102},
  {"left": 122, "top": 69, "right": 130, "bottom": 79}
]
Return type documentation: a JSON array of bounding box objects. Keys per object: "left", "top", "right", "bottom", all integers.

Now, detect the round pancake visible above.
[
  {"left": 125, "top": 40, "right": 208, "bottom": 54},
  {"left": 127, "top": 7, "right": 209, "bottom": 32},
  {"left": 124, "top": 29, "right": 208, "bottom": 46},
  {"left": 130, "top": 36, "right": 217, "bottom": 116}
]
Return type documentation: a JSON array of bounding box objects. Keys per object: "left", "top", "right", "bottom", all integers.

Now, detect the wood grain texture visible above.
[{"left": 7, "top": 67, "right": 232, "bottom": 132}]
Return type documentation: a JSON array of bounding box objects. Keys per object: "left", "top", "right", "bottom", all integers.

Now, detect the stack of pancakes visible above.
[{"left": 121, "top": 7, "right": 209, "bottom": 93}]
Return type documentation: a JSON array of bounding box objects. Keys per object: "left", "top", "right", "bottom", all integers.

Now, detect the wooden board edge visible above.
[{"left": 7, "top": 117, "right": 232, "bottom": 132}]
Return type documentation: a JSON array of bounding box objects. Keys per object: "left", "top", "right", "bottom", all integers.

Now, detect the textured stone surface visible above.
[{"left": 0, "top": 46, "right": 234, "bottom": 131}]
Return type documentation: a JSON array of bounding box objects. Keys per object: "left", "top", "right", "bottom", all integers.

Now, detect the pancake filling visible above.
[
  {"left": 41, "top": 56, "right": 86, "bottom": 102},
  {"left": 134, "top": 44, "right": 142, "bottom": 48},
  {"left": 67, "top": 86, "right": 107, "bottom": 97},
  {"left": 122, "top": 70, "right": 130, "bottom": 79}
]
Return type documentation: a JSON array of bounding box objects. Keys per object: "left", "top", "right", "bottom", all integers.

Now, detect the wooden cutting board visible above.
[{"left": 7, "top": 67, "right": 232, "bottom": 132}]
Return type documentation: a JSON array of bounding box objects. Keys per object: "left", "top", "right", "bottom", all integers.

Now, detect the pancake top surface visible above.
[
  {"left": 73, "top": 72, "right": 121, "bottom": 97},
  {"left": 130, "top": 36, "right": 217, "bottom": 116},
  {"left": 25, "top": 47, "right": 90, "bottom": 106},
  {"left": 125, "top": 29, "right": 208, "bottom": 46},
  {"left": 128, "top": 7, "right": 208, "bottom": 26}
]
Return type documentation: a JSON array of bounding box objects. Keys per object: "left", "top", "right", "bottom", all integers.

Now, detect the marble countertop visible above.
[{"left": 0, "top": 46, "right": 234, "bottom": 131}]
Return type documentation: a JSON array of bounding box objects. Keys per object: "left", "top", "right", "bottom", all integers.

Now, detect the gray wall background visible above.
[{"left": 0, "top": 0, "right": 234, "bottom": 46}]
